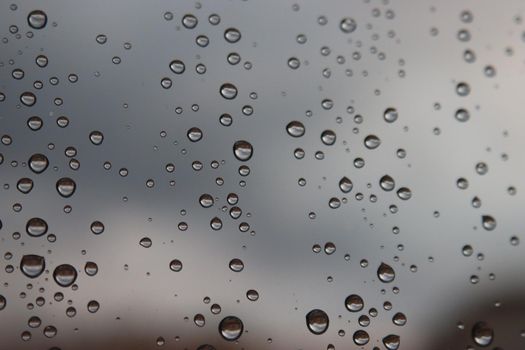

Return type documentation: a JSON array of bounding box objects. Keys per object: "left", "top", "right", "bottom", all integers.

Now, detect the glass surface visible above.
[{"left": 1, "top": 1, "right": 524, "bottom": 349}]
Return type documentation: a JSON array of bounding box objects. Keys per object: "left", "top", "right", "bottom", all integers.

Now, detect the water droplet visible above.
[
  {"left": 321, "top": 130, "right": 336, "bottom": 145},
  {"left": 353, "top": 330, "right": 369, "bottom": 345},
  {"left": 472, "top": 322, "right": 493, "bottom": 347},
  {"left": 339, "top": 177, "right": 353, "bottom": 193},
  {"left": 378, "top": 262, "right": 395, "bottom": 283},
  {"left": 233, "top": 140, "right": 253, "bottom": 161},
  {"left": 220, "top": 83, "right": 238, "bottom": 100},
  {"left": 182, "top": 14, "right": 198, "bottom": 29},
  {"left": 383, "top": 334, "right": 401, "bottom": 350},
  {"left": 53, "top": 264, "right": 77, "bottom": 287},
  {"left": 90, "top": 221, "right": 104, "bottom": 235},
  {"left": 87, "top": 300, "right": 100, "bottom": 313},
  {"left": 29, "top": 153, "right": 49, "bottom": 173},
  {"left": 455, "top": 108, "right": 470, "bottom": 122},
  {"left": 219, "top": 316, "right": 243, "bottom": 341},
  {"left": 224, "top": 28, "right": 241, "bottom": 43},
  {"left": 89, "top": 131, "right": 104, "bottom": 145},
  {"left": 482, "top": 215, "right": 496, "bottom": 231},
  {"left": 384, "top": 108, "right": 398, "bottom": 123},
  {"left": 20, "top": 92, "right": 36, "bottom": 106},
  {"left": 364, "top": 135, "right": 381, "bottom": 149},
  {"left": 392, "top": 312, "right": 407, "bottom": 326},
  {"left": 328, "top": 197, "right": 341, "bottom": 209},
  {"left": 306, "top": 309, "right": 329, "bottom": 335},
  {"left": 84, "top": 261, "right": 98, "bottom": 276},
  {"left": 187, "top": 127, "right": 203, "bottom": 142},
  {"left": 194, "top": 314, "right": 205, "bottom": 327},
  {"left": 169, "top": 259, "right": 183, "bottom": 272},
  {"left": 286, "top": 121, "right": 305, "bottom": 137},
  {"left": 20, "top": 255, "right": 45, "bottom": 278},
  {"left": 246, "top": 289, "right": 259, "bottom": 301},
  {"left": 26, "top": 217, "right": 48, "bottom": 237},
  {"left": 397, "top": 187, "right": 412, "bottom": 200},
  {"left": 27, "top": 10, "right": 47, "bottom": 29},
  {"left": 345, "top": 294, "right": 364, "bottom": 312},
  {"left": 43, "top": 325, "right": 57, "bottom": 338},
  {"left": 380, "top": 175, "right": 395, "bottom": 191},
  {"left": 56, "top": 177, "right": 76, "bottom": 198},
  {"left": 462, "top": 245, "right": 473, "bottom": 256},
  {"left": 340, "top": 17, "right": 357, "bottom": 33},
  {"left": 17, "top": 178, "right": 34, "bottom": 194},
  {"left": 140, "top": 237, "right": 152, "bottom": 248},
  {"left": 229, "top": 258, "right": 244, "bottom": 272},
  {"left": 169, "top": 60, "right": 185, "bottom": 74}
]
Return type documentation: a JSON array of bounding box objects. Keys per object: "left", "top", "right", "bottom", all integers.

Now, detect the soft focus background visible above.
[{"left": 1, "top": 0, "right": 524, "bottom": 349}]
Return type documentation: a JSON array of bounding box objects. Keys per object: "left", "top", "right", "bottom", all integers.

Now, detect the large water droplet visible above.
[
  {"left": 17, "top": 178, "right": 34, "bottom": 194},
  {"left": 224, "top": 28, "right": 241, "bottom": 43},
  {"left": 286, "top": 121, "right": 305, "bottom": 137},
  {"left": 56, "top": 177, "right": 76, "bottom": 198},
  {"left": 353, "top": 330, "right": 369, "bottom": 345},
  {"left": 229, "top": 258, "right": 244, "bottom": 272},
  {"left": 339, "top": 177, "right": 353, "bottom": 193},
  {"left": 392, "top": 312, "right": 407, "bottom": 326},
  {"left": 321, "top": 130, "right": 336, "bottom": 145},
  {"left": 340, "top": 17, "right": 357, "bottom": 33},
  {"left": 20, "top": 255, "right": 45, "bottom": 278},
  {"left": 378, "top": 262, "right": 395, "bottom": 283},
  {"left": 472, "top": 322, "right": 493, "bottom": 347},
  {"left": 364, "top": 135, "right": 381, "bottom": 149},
  {"left": 29, "top": 153, "right": 49, "bottom": 173},
  {"left": 169, "top": 60, "right": 185, "bottom": 74},
  {"left": 53, "top": 264, "right": 77, "bottom": 287},
  {"left": 380, "top": 175, "right": 395, "bottom": 191},
  {"left": 306, "top": 309, "right": 329, "bottom": 335},
  {"left": 220, "top": 83, "right": 238, "bottom": 100},
  {"left": 383, "top": 334, "right": 401, "bottom": 350},
  {"left": 219, "top": 316, "right": 243, "bottom": 341},
  {"left": 384, "top": 108, "right": 398, "bottom": 123},
  {"left": 482, "top": 215, "right": 496, "bottom": 231},
  {"left": 27, "top": 10, "right": 47, "bottom": 29},
  {"left": 233, "top": 140, "right": 253, "bottom": 161},
  {"left": 169, "top": 259, "right": 183, "bottom": 272},
  {"left": 26, "top": 217, "right": 48, "bottom": 237},
  {"left": 345, "top": 294, "right": 364, "bottom": 312}
]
